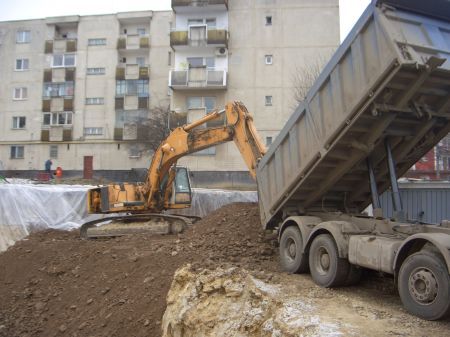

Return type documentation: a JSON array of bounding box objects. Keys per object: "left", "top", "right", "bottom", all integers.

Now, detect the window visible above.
[
  {"left": 50, "top": 145, "right": 58, "bottom": 159},
  {"left": 187, "top": 97, "right": 216, "bottom": 112},
  {"left": 52, "top": 54, "right": 76, "bottom": 67},
  {"left": 88, "top": 38, "right": 106, "bottom": 46},
  {"left": 266, "top": 136, "right": 273, "bottom": 146},
  {"left": 168, "top": 51, "right": 172, "bottom": 66},
  {"left": 12, "top": 117, "right": 26, "bottom": 129},
  {"left": 43, "top": 82, "right": 74, "bottom": 97},
  {"left": 13, "top": 87, "right": 28, "bottom": 100},
  {"left": 266, "top": 16, "right": 272, "bottom": 25},
  {"left": 137, "top": 28, "right": 146, "bottom": 36},
  {"left": 265, "top": 55, "right": 273, "bottom": 65},
  {"left": 16, "top": 30, "right": 30, "bottom": 43},
  {"left": 10, "top": 146, "right": 24, "bottom": 159},
  {"left": 87, "top": 67, "right": 106, "bottom": 75},
  {"left": 206, "top": 18, "right": 216, "bottom": 29},
  {"left": 115, "top": 80, "right": 149, "bottom": 97},
  {"left": 186, "top": 57, "right": 215, "bottom": 69},
  {"left": 43, "top": 112, "right": 73, "bottom": 126},
  {"left": 265, "top": 95, "right": 273, "bottom": 106},
  {"left": 187, "top": 19, "right": 203, "bottom": 26},
  {"left": 136, "top": 57, "right": 145, "bottom": 66},
  {"left": 86, "top": 97, "right": 104, "bottom": 105},
  {"left": 15, "top": 58, "right": 29, "bottom": 71},
  {"left": 84, "top": 127, "right": 103, "bottom": 135}
]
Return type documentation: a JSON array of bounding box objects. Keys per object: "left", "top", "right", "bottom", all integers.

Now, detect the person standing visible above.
[{"left": 45, "top": 159, "right": 53, "bottom": 178}]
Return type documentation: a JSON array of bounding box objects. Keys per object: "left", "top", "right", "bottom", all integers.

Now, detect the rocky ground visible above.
[{"left": 0, "top": 203, "right": 449, "bottom": 337}]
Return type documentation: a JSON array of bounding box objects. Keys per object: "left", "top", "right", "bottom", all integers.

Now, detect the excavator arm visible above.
[{"left": 87, "top": 101, "right": 266, "bottom": 216}]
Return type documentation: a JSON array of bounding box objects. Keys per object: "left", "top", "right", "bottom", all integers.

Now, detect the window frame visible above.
[
  {"left": 43, "top": 112, "right": 73, "bottom": 126},
  {"left": 49, "top": 145, "right": 58, "bottom": 159},
  {"left": 12, "top": 116, "right": 26, "bottom": 129},
  {"left": 86, "top": 67, "right": 106, "bottom": 75},
  {"left": 85, "top": 97, "right": 104, "bottom": 105},
  {"left": 16, "top": 30, "right": 31, "bottom": 43},
  {"left": 52, "top": 53, "right": 76, "bottom": 68},
  {"left": 88, "top": 38, "right": 106, "bottom": 46},
  {"left": 13, "top": 87, "right": 28, "bottom": 100},
  {"left": 84, "top": 127, "right": 104, "bottom": 136},
  {"left": 15, "top": 58, "right": 29, "bottom": 71},
  {"left": 10, "top": 145, "right": 24, "bottom": 159}
]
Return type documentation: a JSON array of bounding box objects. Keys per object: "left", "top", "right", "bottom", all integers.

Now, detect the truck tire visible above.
[
  {"left": 309, "top": 234, "right": 349, "bottom": 287},
  {"left": 398, "top": 251, "right": 450, "bottom": 320},
  {"left": 279, "top": 226, "right": 309, "bottom": 273}
]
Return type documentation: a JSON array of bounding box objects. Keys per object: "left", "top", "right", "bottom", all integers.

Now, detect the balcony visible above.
[
  {"left": 169, "top": 68, "right": 227, "bottom": 90},
  {"left": 117, "top": 35, "right": 150, "bottom": 50},
  {"left": 116, "top": 65, "right": 150, "bottom": 80},
  {"left": 172, "top": 0, "right": 228, "bottom": 12},
  {"left": 170, "top": 28, "right": 228, "bottom": 48},
  {"left": 44, "top": 39, "right": 77, "bottom": 54}
]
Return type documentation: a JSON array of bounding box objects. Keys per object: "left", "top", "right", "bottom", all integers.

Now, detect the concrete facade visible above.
[{"left": 0, "top": 1, "right": 340, "bottom": 186}]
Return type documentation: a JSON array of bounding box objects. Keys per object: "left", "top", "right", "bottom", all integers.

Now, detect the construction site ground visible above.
[{"left": 0, "top": 203, "right": 449, "bottom": 337}]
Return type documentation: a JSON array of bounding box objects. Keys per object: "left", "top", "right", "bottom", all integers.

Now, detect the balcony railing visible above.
[
  {"left": 44, "top": 39, "right": 77, "bottom": 54},
  {"left": 117, "top": 35, "right": 150, "bottom": 50},
  {"left": 170, "top": 29, "right": 228, "bottom": 48},
  {"left": 172, "top": 0, "right": 228, "bottom": 10},
  {"left": 116, "top": 65, "right": 150, "bottom": 80},
  {"left": 169, "top": 68, "right": 227, "bottom": 89}
]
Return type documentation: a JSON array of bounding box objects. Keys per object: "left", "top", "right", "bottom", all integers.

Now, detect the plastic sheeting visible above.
[{"left": 0, "top": 182, "right": 258, "bottom": 252}]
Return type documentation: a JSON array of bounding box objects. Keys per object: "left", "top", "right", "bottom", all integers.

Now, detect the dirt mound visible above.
[{"left": 0, "top": 203, "right": 276, "bottom": 337}]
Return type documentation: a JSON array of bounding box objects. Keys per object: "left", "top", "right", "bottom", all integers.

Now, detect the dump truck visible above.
[{"left": 257, "top": 0, "right": 450, "bottom": 320}]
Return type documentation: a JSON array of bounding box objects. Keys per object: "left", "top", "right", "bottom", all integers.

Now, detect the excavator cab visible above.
[{"left": 172, "top": 167, "right": 192, "bottom": 205}]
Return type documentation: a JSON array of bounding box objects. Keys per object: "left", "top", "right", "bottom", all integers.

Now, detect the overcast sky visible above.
[{"left": 0, "top": 0, "right": 371, "bottom": 42}]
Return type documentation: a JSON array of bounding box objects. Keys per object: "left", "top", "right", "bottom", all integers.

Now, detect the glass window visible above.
[
  {"left": 266, "top": 16, "right": 272, "bottom": 25},
  {"left": 10, "top": 146, "right": 24, "bottom": 159},
  {"left": 13, "top": 87, "right": 27, "bottom": 100},
  {"left": 187, "top": 97, "right": 202, "bottom": 109},
  {"left": 86, "top": 97, "right": 104, "bottom": 105},
  {"left": 87, "top": 67, "right": 105, "bottom": 75},
  {"left": 15, "top": 58, "right": 29, "bottom": 70},
  {"left": 84, "top": 127, "right": 103, "bottom": 135},
  {"left": 136, "top": 57, "right": 145, "bottom": 66},
  {"left": 205, "top": 57, "right": 215, "bottom": 69},
  {"left": 88, "top": 38, "right": 106, "bottom": 46},
  {"left": 206, "top": 18, "right": 216, "bottom": 29},
  {"left": 266, "top": 136, "right": 273, "bottom": 146},
  {"left": 204, "top": 97, "right": 216, "bottom": 113},
  {"left": 187, "top": 19, "right": 203, "bottom": 26},
  {"left": 12, "top": 117, "right": 26, "bottom": 129},
  {"left": 43, "top": 114, "right": 51, "bottom": 126},
  {"left": 52, "top": 54, "right": 76, "bottom": 67},
  {"left": 175, "top": 168, "right": 191, "bottom": 193},
  {"left": 64, "top": 54, "right": 75, "bottom": 67},
  {"left": 265, "top": 95, "right": 273, "bottom": 106},
  {"left": 52, "top": 54, "right": 64, "bottom": 67},
  {"left": 16, "top": 30, "right": 30, "bottom": 43},
  {"left": 265, "top": 55, "right": 273, "bottom": 65},
  {"left": 116, "top": 80, "right": 126, "bottom": 96},
  {"left": 187, "top": 57, "right": 203, "bottom": 68},
  {"left": 137, "top": 28, "right": 146, "bottom": 36},
  {"left": 50, "top": 145, "right": 58, "bottom": 159}
]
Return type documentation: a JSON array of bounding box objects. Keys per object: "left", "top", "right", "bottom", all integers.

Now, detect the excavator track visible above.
[{"left": 80, "top": 213, "right": 200, "bottom": 239}]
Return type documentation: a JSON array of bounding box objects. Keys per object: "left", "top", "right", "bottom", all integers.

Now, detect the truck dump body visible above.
[{"left": 257, "top": 0, "right": 450, "bottom": 229}]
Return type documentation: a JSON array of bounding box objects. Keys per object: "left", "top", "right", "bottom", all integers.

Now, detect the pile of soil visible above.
[{"left": 0, "top": 203, "right": 277, "bottom": 337}]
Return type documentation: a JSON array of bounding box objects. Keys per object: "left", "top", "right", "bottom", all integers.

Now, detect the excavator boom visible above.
[{"left": 82, "top": 101, "right": 266, "bottom": 238}]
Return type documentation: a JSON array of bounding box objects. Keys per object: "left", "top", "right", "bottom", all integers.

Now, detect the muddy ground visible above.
[{"left": 0, "top": 203, "right": 449, "bottom": 337}]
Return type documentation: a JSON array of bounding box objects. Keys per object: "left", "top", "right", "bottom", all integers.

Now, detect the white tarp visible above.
[{"left": 0, "top": 181, "right": 257, "bottom": 252}]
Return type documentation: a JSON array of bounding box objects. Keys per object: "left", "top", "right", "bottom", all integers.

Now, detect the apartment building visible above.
[
  {"left": 0, "top": 0, "right": 341, "bottom": 186},
  {"left": 170, "top": 0, "right": 340, "bottom": 187},
  {"left": 0, "top": 10, "right": 173, "bottom": 178}
]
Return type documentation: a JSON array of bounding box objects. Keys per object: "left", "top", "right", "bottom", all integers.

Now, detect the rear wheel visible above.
[
  {"left": 279, "top": 226, "right": 309, "bottom": 273},
  {"left": 309, "top": 234, "right": 349, "bottom": 287},
  {"left": 398, "top": 251, "right": 450, "bottom": 320}
]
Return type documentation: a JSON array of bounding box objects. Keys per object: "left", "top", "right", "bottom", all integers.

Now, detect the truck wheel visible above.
[
  {"left": 398, "top": 251, "right": 450, "bottom": 320},
  {"left": 279, "top": 226, "right": 309, "bottom": 273},
  {"left": 309, "top": 234, "right": 349, "bottom": 287}
]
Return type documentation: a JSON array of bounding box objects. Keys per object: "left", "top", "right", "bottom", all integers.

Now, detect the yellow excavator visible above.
[{"left": 80, "top": 101, "right": 266, "bottom": 238}]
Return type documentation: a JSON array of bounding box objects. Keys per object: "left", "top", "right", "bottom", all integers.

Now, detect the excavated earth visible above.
[{"left": 0, "top": 203, "right": 449, "bottom": 337}]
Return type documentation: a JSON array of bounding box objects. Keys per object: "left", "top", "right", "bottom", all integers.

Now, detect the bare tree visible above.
[
  {"left": 141, "top": 105, "right": 170, "bottom": 151},
  {"left": 291, "top": 55, "right": 329, "bottom": 107}
]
